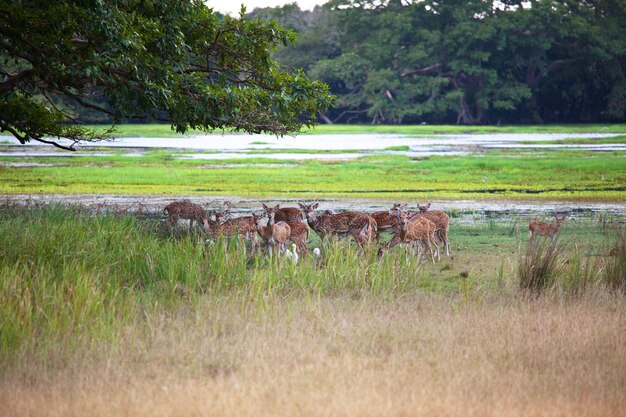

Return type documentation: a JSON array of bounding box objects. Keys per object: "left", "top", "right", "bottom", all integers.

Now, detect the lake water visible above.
[{"left": 1, "top": 132, "right": 624, "bottom": 160}]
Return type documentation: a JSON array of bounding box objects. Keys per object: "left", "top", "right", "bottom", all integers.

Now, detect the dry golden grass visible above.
[{"left": 2, "top": 293, "right": 625, "bottom": 417}]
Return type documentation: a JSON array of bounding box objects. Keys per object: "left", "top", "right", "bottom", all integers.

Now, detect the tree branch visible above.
[
  {"left": 0, "top": 69, "right": 35, "bottom": 93},
  {"left": 401, "top": 63, "right": 442, "bottom": 77}
]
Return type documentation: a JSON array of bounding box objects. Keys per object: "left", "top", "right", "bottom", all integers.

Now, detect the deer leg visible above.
[
  {"left": 441, "top": 230, "right": 450, "bottom": 256},
  {"left": 415, "top": 241, "right": 423, "bottom": 263},
  {"left": 422, "top": 237, "right": 434, "bottom": 264},
  {"left": 431, "top": 236, "right": 440, "bottom": 262}
]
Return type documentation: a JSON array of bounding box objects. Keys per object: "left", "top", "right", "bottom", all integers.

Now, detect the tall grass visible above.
[
  {"left": 0, "top": 204, "right": 435, "bottom": 363},
  {"left": 517, "top": 232, "right": 621, "bottom": 295},
  {"left": 1, "top": 203, "right": 621, "bottom": 367},
  {"left": 605, "top": 226, "right": 626, "bottom": 292},
  {"left": 518, "top": 237, "right": 563, "bottom": 292}
]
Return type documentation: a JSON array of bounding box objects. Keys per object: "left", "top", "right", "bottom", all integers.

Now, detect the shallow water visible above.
[{"left": 1, "top": 132, "right": 624, "bottom": 160}]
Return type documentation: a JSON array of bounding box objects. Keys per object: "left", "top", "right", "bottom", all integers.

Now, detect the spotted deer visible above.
[
  {"left": 371, "top": 203, "right": 404, "bottom": 241},
  {"left": 528, "top": 215, "right": 567, "bottom": 240},
  {"left": 268, "top": 204, "right": 304, "bottom": 223},
  {"left": 252, "top": 212, "right": 291, "bottom": 257},
  {"left": 298, "top": 202, "right": 377, "bottom": 249},
  {"left": 203, "top": 212, "right": 259, "bottom": 252},
  {"left": 263, "top": 204, "right": 310, "bottom": 256},
  {"left": 163, "top": 201, "right": 208, "bottom": 233},
  {"left": 384, "top": 209, "right": 439, "bottom": 263},
  {"left": 417, "top": 203, "right": 451, "bottom": 256}
]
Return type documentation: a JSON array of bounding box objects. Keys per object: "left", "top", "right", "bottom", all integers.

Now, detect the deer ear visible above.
[
  {"left": 312, "top": 202, "right": 319, "bottom": 210},
  {"left": 262, "top": 203, "right": 268, "bottom": 210},
  {"left": 274, "top": 204, "right": 280, "bottom": 210},
  {"left": 298, "top": 203, "right": 305, "bottom": 209}
]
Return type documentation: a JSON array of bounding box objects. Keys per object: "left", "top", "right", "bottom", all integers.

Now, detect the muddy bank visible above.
[{"left": 2, "top": 194, "right": 623, "bottom": 222}]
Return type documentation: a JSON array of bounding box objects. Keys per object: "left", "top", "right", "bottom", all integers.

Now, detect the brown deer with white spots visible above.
[
  {"left": 298, "top": 201, "right": 377, "bottom": 250},
  {"left": 163, "top": 201, "right": 209, "bottom": 233},
  {"left": 371, "top": 203, "right": 404, "bottom": 241},
  {"left": 203, "top": 212, "right": 259, "bottom": 252},
  {"left": 384, "top": 209, "right": 439, "bottom": 263},
  {"left": 271, "top": 204, "right": 304, "bottom": 223},
  {"left": 417, "top": 203, "right": 451, "bottom": 257}
]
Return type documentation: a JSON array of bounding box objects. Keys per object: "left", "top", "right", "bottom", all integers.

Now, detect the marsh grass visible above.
[
  {"left": 518, "top": 237, "right": 563, "bottom": 292},
  {"left": 1, "top": 150, "right": 625, "bottom": 200},
  {"left": 1, "top": 204, "right": 625, "bottom": 416},
  {"left": 605, "top": 226, "right": 626, "bottom": 292}
]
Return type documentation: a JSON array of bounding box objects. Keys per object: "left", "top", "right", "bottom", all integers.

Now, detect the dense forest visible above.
[
  {"left": 66, "top": 0, "right": 626, "bottom": 125},
  {"left": 251, "top": 0, "right": 626, "bottom": 125}
]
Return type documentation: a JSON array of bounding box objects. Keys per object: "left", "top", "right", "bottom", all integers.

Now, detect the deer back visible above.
[
  {"left": 371, "top": 210, "right": 398, "bottom": 232},
  {"left": 275, "top": 207, "right": 304, "bottom": 223},
  {"left": 287, "top": 221, "right": 310, "bottom": 243},
  {"left": 314, "top": 211, "right": 365, "bottom": 236},
  {"left": 419, "top": 210, "right": 449, "bottom": 232},
  {"left": 164, "top": 201, "right": 207, "bottom": 221},
  {"left": 213, "top": 215, "right": 256, "bottom": 238}
]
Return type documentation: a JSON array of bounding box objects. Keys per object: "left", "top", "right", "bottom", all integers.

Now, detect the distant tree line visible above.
[{"left": 250, "top": 0, "right": 626, "bottom": 125}]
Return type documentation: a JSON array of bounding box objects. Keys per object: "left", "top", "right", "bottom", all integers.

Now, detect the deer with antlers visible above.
[
  {"left": 528, "top": 214, "right": 567, "bottom": 241},
  {"left": 298, "top": 201, "right": 377, "bottom": 250},
  {"left": 263, "top": 204, "right": 310, "bottom": 256},
  {"left": 417, "top": 203, "right": 451, "bottom": 257},
  {"left": 252, "top": 212, "right": 291, "bottom": 258},
  {"left": 163, "top": 201, "right": 209, "bottom": 233},
  {"left": 383, "top": 209, "right": 439, "bottom": 263}
]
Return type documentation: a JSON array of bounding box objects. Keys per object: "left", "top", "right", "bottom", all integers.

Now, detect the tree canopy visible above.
[
  {"left": 258, "top": 0, "right": 626, "bottom": 125},
  {"left": 0, "top": 0, "right": 333, "bottom": 150}
]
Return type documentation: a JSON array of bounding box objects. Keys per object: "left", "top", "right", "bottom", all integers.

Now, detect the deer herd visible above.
[{"left": 164, "top": 200, "right": 571, "bottom": 263}]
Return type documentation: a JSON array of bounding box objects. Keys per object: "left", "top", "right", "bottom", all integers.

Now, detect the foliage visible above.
[
  {"left": 0, "top": 0, "right": 333, "bottom": 150},
  {"left": 256, "top": 0, "right": 626, "bottom": 125}
]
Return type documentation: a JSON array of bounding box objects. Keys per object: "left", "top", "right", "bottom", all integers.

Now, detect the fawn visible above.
[
  {"left": 263, "top": 204, "right": 310, "bottom": 256},
  {"left": 252, "top": 212, "right": 291, "bottom": 258},
  {"left": 385, "top": 209, "right": 439, "bottom": 263}
]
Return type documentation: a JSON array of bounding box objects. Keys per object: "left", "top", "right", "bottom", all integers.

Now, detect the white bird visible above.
[
  {"left": 313, "top": 247, "right": 321, "bottom": 258},
  {"left": 290, "top": 243, "right": 299, "bottom": 264}
]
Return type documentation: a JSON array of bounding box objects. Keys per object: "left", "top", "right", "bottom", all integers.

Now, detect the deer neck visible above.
[{"left": 305, "top": 212, "right": 318, "bottom": 229}]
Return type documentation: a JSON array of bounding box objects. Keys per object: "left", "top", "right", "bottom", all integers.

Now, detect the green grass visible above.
[
  {"left": 2, "top": 123, "right": 625, "bottom": 139},
  {"left": 1, "top": 149, "right": 624, "bottom": 200},
  {"left": 0, "top": 204, "right": 621, "bottom": 365}
]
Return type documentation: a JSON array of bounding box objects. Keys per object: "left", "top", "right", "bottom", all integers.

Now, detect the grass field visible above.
[
  {"left": 1, "top": 123, "right": 625, "bottom": 416},
  {"left": 0, "top": 204, "right": 624, "bottom": 416},
  {"left": 1, "top": 150, "right": 625, "bottom": 200},
  {"left": 2, "top": 123, "right": 626, "bottom": 140},
  {"left": 63, "top": 122, "right": 626, "bottom": 137}
]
